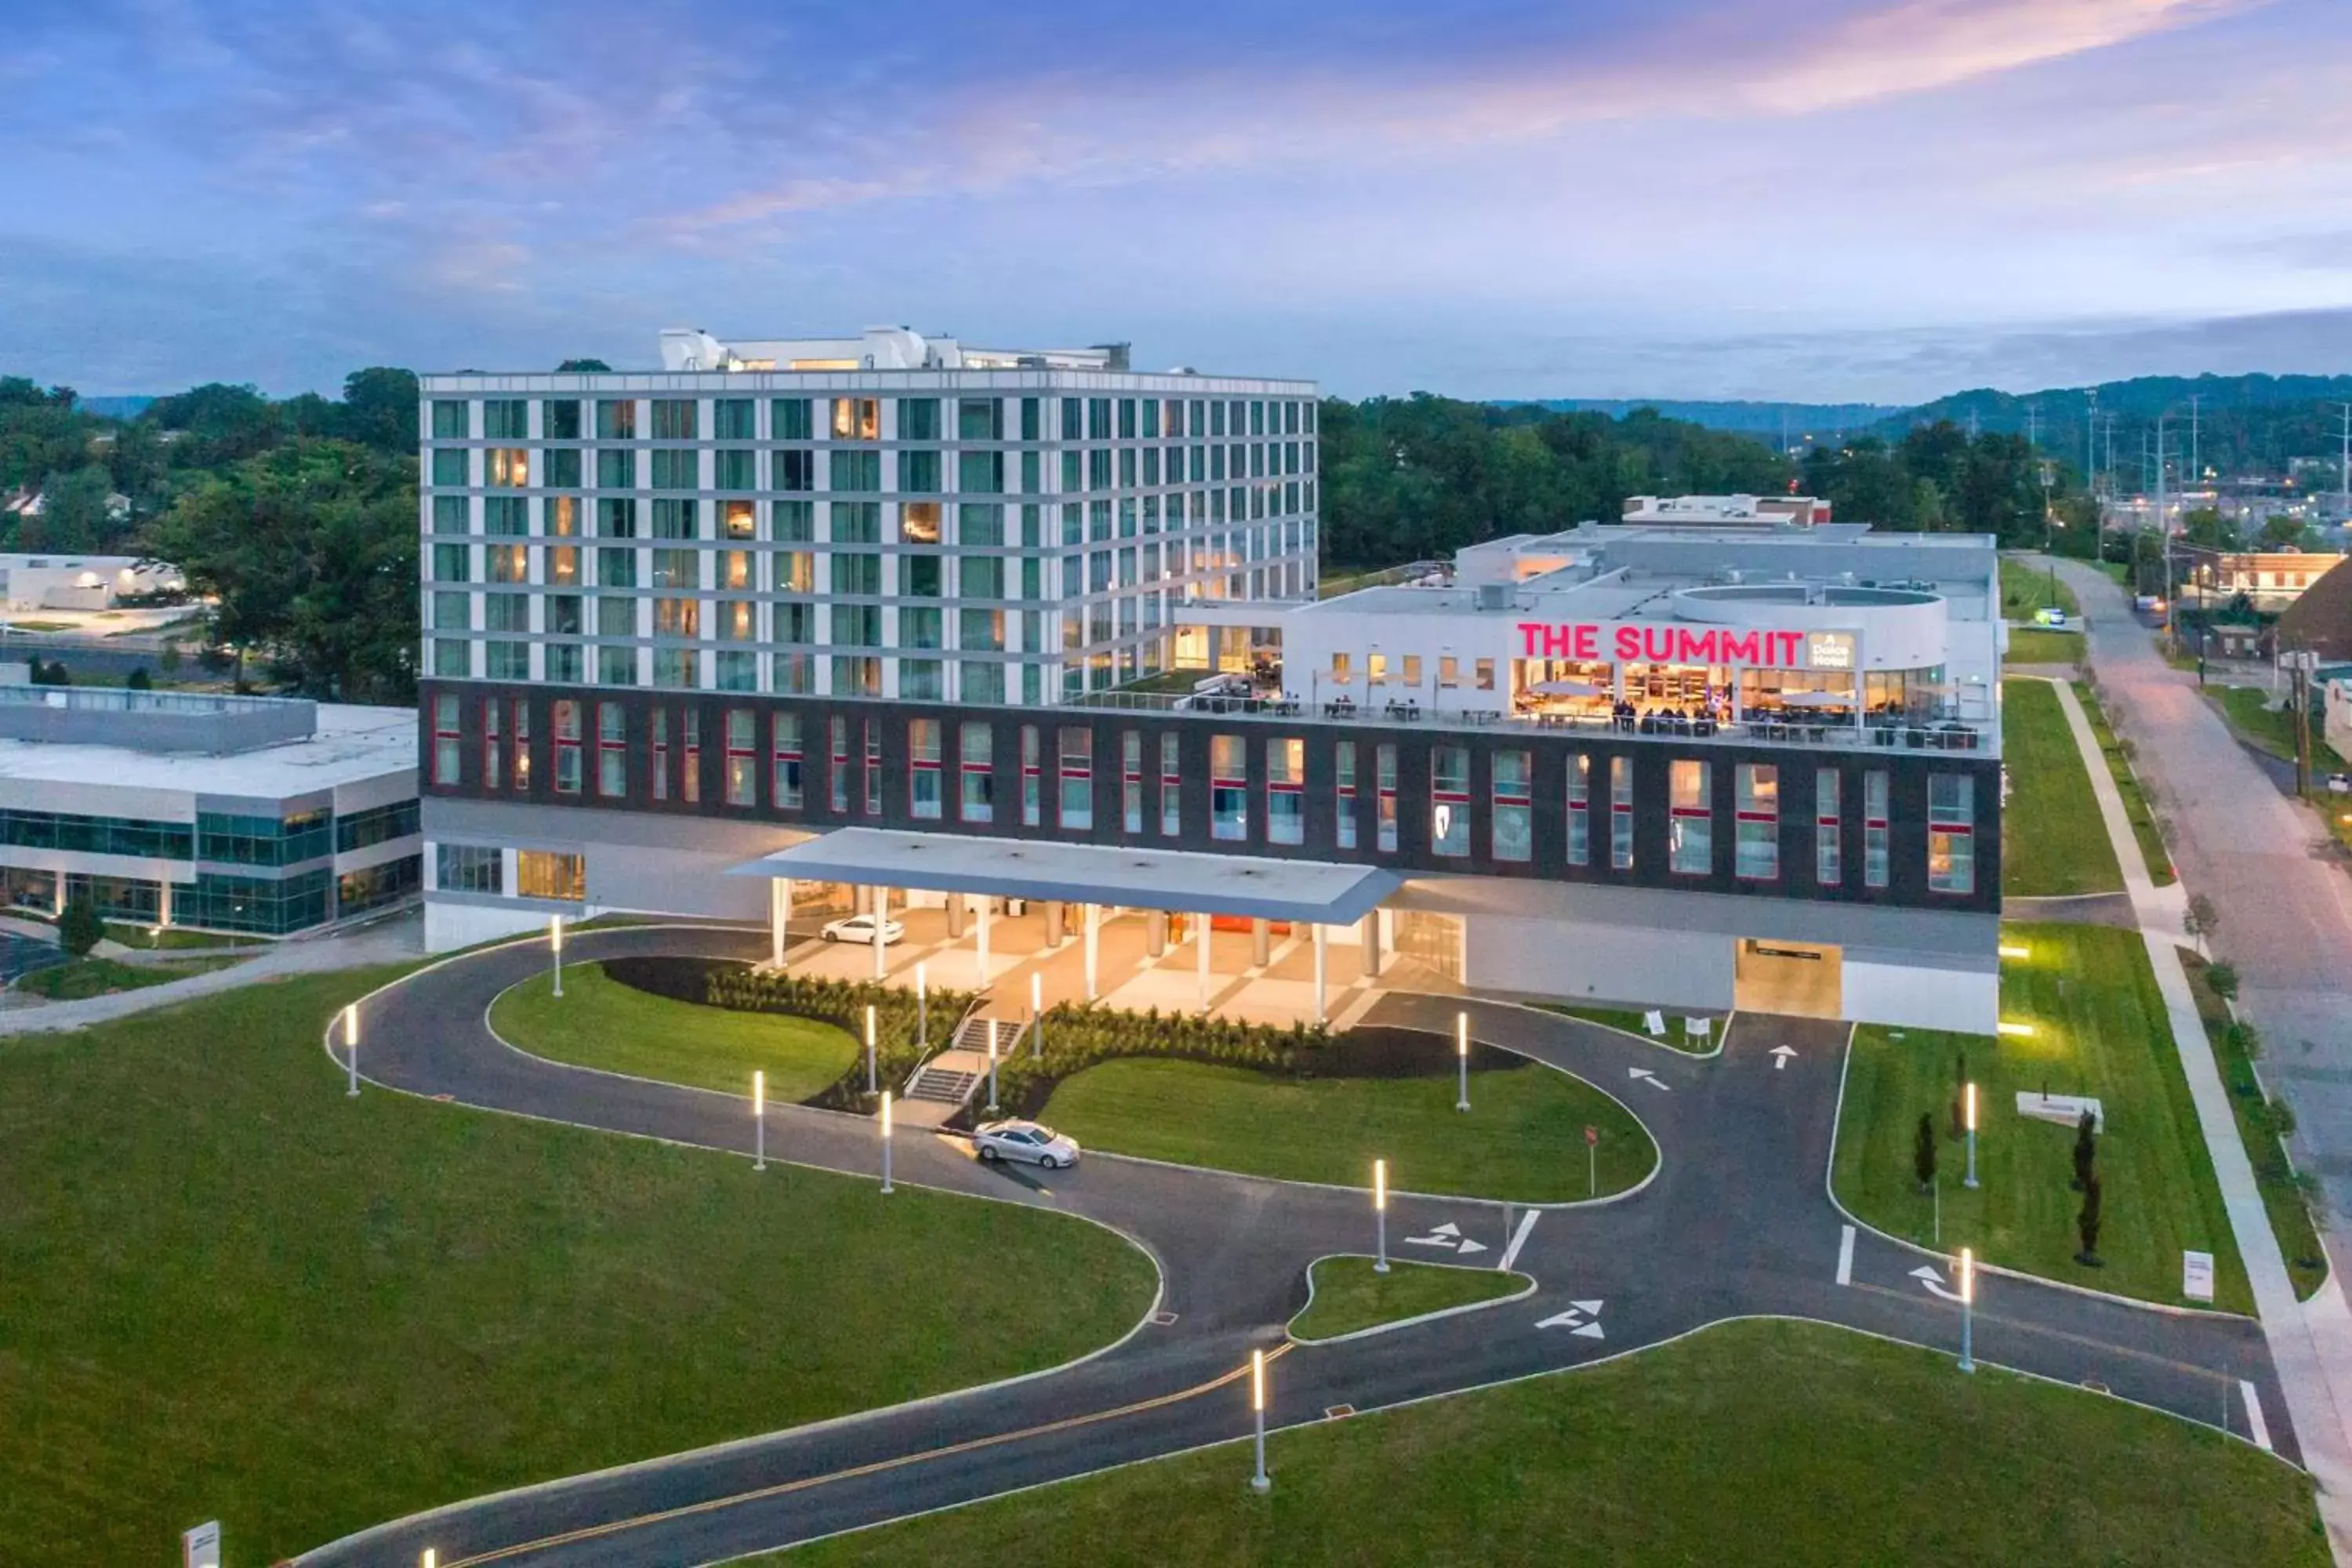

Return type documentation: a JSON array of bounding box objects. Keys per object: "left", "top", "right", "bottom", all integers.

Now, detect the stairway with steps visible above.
[{"left": 902, "top": 1014, "right": 1025, "bottom": 1108}]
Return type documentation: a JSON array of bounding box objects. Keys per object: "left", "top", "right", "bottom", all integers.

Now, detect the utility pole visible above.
[
  {"left": 2158, "top": 413, "right": 2176, "bottom": 648},
  {"left": 2085, "top": 387, "right": 2100, "bottom": 499},
  {"left": 2337, "top": 403, "right": 2351, "bottom": 524},
  {"left": 2188, "top": 394, "right": 2201, "bottom": 488}
]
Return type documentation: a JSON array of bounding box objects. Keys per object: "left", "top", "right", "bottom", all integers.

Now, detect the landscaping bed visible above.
[
  {"left": 2002, "top": 628, "right": 2084, "bottom": 667},
  {"left": 2000, "top": 557, "right": 2080, "bottom": 621},
  {"left": 1289, "top": 1256, "right": 1529, "bottom": 1341},
  {"left": 1832, "top": 923, "right": 2249, "bottom": 1312}
]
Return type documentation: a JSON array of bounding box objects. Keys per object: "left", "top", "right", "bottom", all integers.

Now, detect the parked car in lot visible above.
[
  {"left": 972, "top": 1119, "right": 1082, "bottom": 1170},
  {"left": 820, "top": 913, "right": 906, "bottom": 946}
]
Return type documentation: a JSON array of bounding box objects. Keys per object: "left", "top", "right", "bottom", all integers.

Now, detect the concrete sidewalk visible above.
[{"left": 2049, "top": 673, "right": 2352, "bottom": 1555}]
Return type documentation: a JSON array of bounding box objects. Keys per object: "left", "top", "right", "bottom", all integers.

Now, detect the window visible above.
[
  {"left": 543, "top": 448, "right": 582, "bottom": 488},
  {"left": 902, "top": 502, "right": 942, "bottom": 543},
  {"left": 865, "top": 720, "right": 883, "bottom": 815},
  {"left": 597, "top": 703, "right": 628, "bottom": 798},
  {"left": 518, "top": 851, "right": 584, "bottom": 902},
  {"left": 960, "top": 723, "right": 993, "bottom": 822},
  {"left": 830, "top": 717, "right": 851, "bottom": 812},
  {"left": 1736, "top": 764, "right": 1778, "bottom": 880},
  {"left": 1329, "top": 652, "right": 1352, "bottom": 687},
  {"left": 773, "top": 398, "right": 812, "bottom": 440},
  {"left": 1159, "top": 732, "right": 1183, "bottom": 837},
  {"left": 1669, "top": 760, "right": 1711, "bottom": 874},
  {"left": 431, "top": 400, "right": 470, "bottom": 439},
  {"left": 725, "top": 710, "right": 757, "bottom": 807},
  {"left": 715, "top": 449, "right": 756, "bottom": 490},
  {"left": 959, "top": 397, "right": 1002, "bottom": 441},
  {"left": 911, "top": 719, "right": 944, "bottom": 819},
  {"left": 430, "top": 448, "right": 470, "bottom": 488},
  {"left": 682, "top": 710, "right": 701, "bottom": 803},
  {"left": 1816, "top": 769, "right": 1842, "bottom": 887},
  {"left": 1122, "top": 731, "right": 1145, "bottom": 833},
  {"left": 713, "top": 397, "right": 754, "bottom": 440},
  {"left": 651, "top": 398, "right": 697, "bottom": 440},
  {"left": 898, "top": 448, "right": 941, "bottom": 494},
  {"left": 1377, "top": 744, "right": 1399, "bottom": 851},
  {"left": 1493, "top": 750, "right": 1531, "bottom": 862},
  {"left": 1211, "top": 734, "right": 1248, "bottom": 840},
  {"left": 597, "top": 497, "right": 637, "bottom": 538},
  {"left": 596, "top": 399, "right": 636, "bottom": 439},
  {"left": 1058, "top": 728, "right": 1094, "bottom": 830},
  {"left": 1929, "top": 774, "right": 1976, "bottom": 895},
  {"left": 774, "top": 449, "right": 815, "bottom": 492},
  {"left": 435, "top": 844, "right": 502, "bottom": 895},
  {"left": 651, "top": 708, "right": 670, "bottom": 801},
  {"left": 1475, "top": 659, "right": 1496, "bottom": 691},
  {"left": 1022, "top": 725, "right": 1042, "bottom": 826},
  {"left": 1864, "top": 771, "right": 1889, "bottom": 889},
  {"left": 487, "top": 448, "right": 530, "bottom": 487},
  {"left": 772, "top": 713, "right": 804, "bottom": 809},
  {"left": 898, "top": 397, "right": 940, "bottom": 440},
  {"left": 958, "top": 450, "right": 1003, "bottom": 494},
  {"left": 554, "top": 700, "right": 583, "bottom": 793},
  {"left": 829, "top": 450, "right": 881, "bottom": 492},
  {"left": 1336, "top": 740, "right": 1358, "bottom": 850},
  {"left": 432, "top": 695, "right": 461, "bottom": 786},
  {"left": 832, "top": 398, "right": 880, "bottom": 440},
  {"left": 1566, "top": 753, "right": 1591, "bottom": 867},
  {"left": 1266, "top": 737, "right": 1305, "bottom": 845},
  {"left": 483, "top": 699, "right": 503, "bottom": 790},
  {"left": 652, "top": 498, "right": 697, "bottom": 538},
  {"left": 1431, "top": 746, "right": 1472, "bottom": 856},
  {"left": 513, "top": 700, "right": 532, "bottom": 789},
  {"left": 1610, "top": 756, "right": 1634, "bottom": 869}
]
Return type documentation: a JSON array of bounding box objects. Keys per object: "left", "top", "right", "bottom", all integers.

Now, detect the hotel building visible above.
[{"left": 416, "top": 332, "right": 2002, "bottom": 1032}]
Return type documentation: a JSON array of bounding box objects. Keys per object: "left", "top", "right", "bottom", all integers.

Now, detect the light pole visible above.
[
  {"left": 865, "top": 1004, "right": 877, "bottom": 1096},
  {"left": 916, "top": 960, "right": 928, "bottom": 1052},
  {"left": 753, "top": 1069, "right": 766, "bottom": 1172},
  {"left": 1963, "top": 1081, "right": 1979, "bottom": 1190},
  {"left": 987, "top": 1033, "right": 1000, "bottom": 1113},
  {"left": 549, "top": 913, "right": 564, "bottom": 998},
  {"left": 1248, "top": 1348, "right": 1271, "bottom": 1494},
  {"left": 1374, "top": 1157, "right": 1389, "bottom": 1272},
  {"left": 879, "top": 1089, "right": 895, "bottom": 1196},
  {"left": 1957, "top": 1246, "right": 1976, "bottom": 1374},
  {"left": 423, "top": 1552, "right": 437, "bottom": 1568},
  {"left": 1455, "top": 1011, "right": 1471, "bottom": 1112},
  {"left": 343, "top": 1004, "right": 360, "bottom": 1098}
]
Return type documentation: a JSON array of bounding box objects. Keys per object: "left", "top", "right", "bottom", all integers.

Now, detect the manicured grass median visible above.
[
  {"left": 0, "top": 967, "right": 1155, "bottom": 1563},
  {"left": 1289, "top": 1257, "right": 1527, "bottom": 1341},
  {"left": 2000, "top": 557, "right": 2080, "bottom": 620},
  {"left": 769, "top": 1319, "right": 2325, "bottom": 1568},
  {"left": 1530, "top": 1002, "right": 1714, "bottom": 1052},
  {"left": 1833, "top": 923, "right": 2249, "bottom": 1312},
  {"left": 1040, "top": 1057, "right": 1654, "bottom": 1203},
  {"left": 2073, "top": 680, "right": 2174, "bottom": 886},
  {"left": 2001, "top": 679, "right": 2123, "bottom": 897},
  {"left": 2216, "top": 685, "right": 2349, "bottom": 771},
  {"left": 14, "top": 953, "right": 239, "bottom": 999},
  {"left": 492, "top": 960, "right": 859, "bottom": 1102},
  {"left": 2003, "top": 627, "right": 2085, "bottom": 667}
]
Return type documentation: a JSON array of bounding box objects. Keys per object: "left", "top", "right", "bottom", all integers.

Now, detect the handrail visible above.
[{"left": 901, "top": 994, "right": 990, "bottom": 1093}]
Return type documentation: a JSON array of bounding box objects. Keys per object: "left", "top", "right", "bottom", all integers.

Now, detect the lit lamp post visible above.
[
  {"left": 1958, "top": 1246, "right": 1976, "bottom": 1374},
  {"left": 1248, "top": 1348, "right": 1271, "bottom": 1494},
  {"left": 988, "top": 1032, "right": 1000, "bottom": 1112},
  {"left": 1455, "top": 1011, "right": 1471, "bottom": 1112},
  {"left": 422, "top": 1552, "right": 437, "bottom": 1568},
  {"left": 879, "top": 1089, "right": 895, "bottom": 1196},
  {"left": 753, "top": 1069, "right": 766, "bottom": 1173},
  {"left": 343, "top": 1004, "right": 360, "bottom": 1098},
  {"left": 550, "top": 913, "right": 564, "bottom": 998},
  {"left": 1374, "top": 1157, "right": 1389, "bottom": 1273},
  {"left": 1964, "top": 1082, "right": 1980, "bottom": 1190},
  {"left": 865, "top": 1004, "right": 877, "bottom": 1096}
]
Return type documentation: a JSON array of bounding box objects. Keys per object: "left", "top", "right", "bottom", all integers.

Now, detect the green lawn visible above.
[
  {"left": 1833, "top": 923, "right": 2250, "bottom": 1313},
  {"left": 14, "top": 954, "right": 240, "bottom": 999},
  {"left": 2000, "top": 557, "right": 2080, "bottom": 620},
  {"left": 2002, "top": 627, "right": 2085, "bottom": 666},
  {"left": 1040, "top": 1057, "right": 1654, "bottom": 1203},
  {"left": 0, "top": 967, "right": 1156, "bottom": 1563},
  {"left": 2073, "top": 680, "right": 2176, "bottom": 886},
  {"left": 768, "top": 1319, "right": 2324, "bottom": 1568},
  {"left": 2001, "top": 679, "right": 2124, "bottom": 897},
  {"left": 491, "top": 960, "right": 860, "bottom": 1102},
  {"left": 1529, "top": 1002, "right": 1714, "bottom": 1052},
  {"left": 1290, "top": 1257, "right": 1527, "bottom": 1341},
  {"left": 107, "top": 921, "right": 264, "bottom": 950},
  {"left": 2182, "top": 953, "right": 2331, "bottom": 1301},
  {"left": 2216, "top": 685, "right": 2349, "bottom": 771}
]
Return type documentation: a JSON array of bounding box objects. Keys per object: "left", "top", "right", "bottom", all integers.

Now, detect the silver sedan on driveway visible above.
[{"left": 971, "top": 1120, "right": 1082, "bottom": 1170}]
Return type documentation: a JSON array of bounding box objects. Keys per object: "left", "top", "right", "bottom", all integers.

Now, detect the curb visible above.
[{"left": 1284, "top": 1253, "right": 1537, "bottom": 1346}]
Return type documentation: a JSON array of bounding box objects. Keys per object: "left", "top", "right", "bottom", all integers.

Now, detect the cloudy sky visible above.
[{"left": 4, "top": 0, "right": 2350, "bottom": 401}]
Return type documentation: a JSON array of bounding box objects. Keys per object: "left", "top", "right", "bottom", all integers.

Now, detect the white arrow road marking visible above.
[
  {"left": 1571, "top": 1323, "right": 1606, "bottom": 1339},
  {"left": 1570, "top": 1299, "right": 1603, "bottom": 1315},
  {"left": 1454, "top": 1236, "right": 1488, "bottom": 1256},
  {"left": 2241, "top": 1380, "right": 2272, "bottom": 1452},
  {"left": 1769, "top": 1045, "right": 1797, "bottom": 1070},
  {"left": 1535, "top": 1308, "right": 1584, "bottom": 1329},
  {"left": 1836, "top": 1225, "right": 1855, "bottom": 1287},
  {"left": 1428, "top": 1221, "right": 1461, "bottom": 1237},
  {"left": 1911, "top": 1264, "right": 1965, "bottom": 1303},
  {"left": 1627, "top": 1067, "right": 1671, "bottom": 1092},
  {"left": 1497, "top": 1208, "right": 1540, "bottom": 1272}
]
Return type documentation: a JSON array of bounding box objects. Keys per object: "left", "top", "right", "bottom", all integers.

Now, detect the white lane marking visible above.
[
  {"left": 1769, "top": 1045, "right": 1797, "bottom": 1070},
  {"left": 1454, "top": 1236, "right": 1488, "bottom": 1256},
  {"left": 1627, "top": 1067, "right": 1671, "bottom": 1092},
  {"left": 1910, "top": 1264, "right": 1965, "bottom": 1303},
  {"left": 1498, "top": 1209, "right": 1540, "bottom": 1272},
  {"left": 2241, "top": 1380, "right": 2273, "bottom": 1451},
  {"left": 1571, "top": 1322, "right": 1605, "bottom": 1339},
  {"left": 1836, "top": 1225, "right": 1856, "bottom": 1287},
  {"left": 1535, "top": 1308, "right": 1582, "bottom": 1329}
]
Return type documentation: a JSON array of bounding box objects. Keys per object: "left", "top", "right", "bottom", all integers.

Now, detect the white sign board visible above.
[
  {"left": 183, "top": 1522, "right": 221, "bottom": 1568},
  {"left": 2183, "top": 1250, "right": 2216, "bottom": 1303},
  {"left": 1642, "top": 1010, "right": 1666, "bottom": 1038}
]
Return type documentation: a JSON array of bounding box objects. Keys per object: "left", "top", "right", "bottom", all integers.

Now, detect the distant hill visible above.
[
  {"left": 77, "top": 395, "right": 156, "bottom": 419},
  {"left": 1505, "top": 398, "right": 1903, "bottom": 439}
]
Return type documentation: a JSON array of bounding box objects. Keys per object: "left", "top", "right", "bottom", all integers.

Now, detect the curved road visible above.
[{"left": 300, "top": 925, "right": 2292, "bottom": 1568}]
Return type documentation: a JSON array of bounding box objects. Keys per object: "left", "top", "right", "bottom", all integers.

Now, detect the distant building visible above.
[
  {"left": 0, "top": 553, "right": 185, "bottom": 612},
  {"left": 1620, "top": 495, "right": 1831, "bottom": 527},
  {"left": 0, "top": 688, "right": 419, "bottom": 935},
  {"left": 2, "top": 488, "right": 132, "bottom": 524},
  {"left": 2189, "top": 549, "right": 2343, "bottom": 612},
  {"left": 2276, "top": 560, "right": 2352, "bottom": 664}
]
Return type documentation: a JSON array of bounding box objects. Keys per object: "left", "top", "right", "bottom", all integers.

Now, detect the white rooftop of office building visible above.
[
  {"left": 660, "top": 325, "right": 1135, "bottom": 374},
  {"left": 0, "top": 702, "right": 415, "bottom": 800}
]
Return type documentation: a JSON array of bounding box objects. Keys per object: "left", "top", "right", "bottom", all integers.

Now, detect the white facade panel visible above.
[
  {"left": 424, "top": 896, "right": 549, "bottom": 953},
  {"left": 1841, "top": 958, "right": 1998, "bottom": 1035},
  {"left": 1461, "top": 913, "right": 1737, "bottom": 1011}
]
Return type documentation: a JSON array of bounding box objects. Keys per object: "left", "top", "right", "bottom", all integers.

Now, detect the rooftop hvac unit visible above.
[{"left": 1474, "top": 582, "right": 1511, "bottom": 612}]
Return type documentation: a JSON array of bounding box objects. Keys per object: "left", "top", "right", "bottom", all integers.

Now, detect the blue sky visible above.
[{"left": 4, "top": 0, "right": 2350, "bottom": 401}]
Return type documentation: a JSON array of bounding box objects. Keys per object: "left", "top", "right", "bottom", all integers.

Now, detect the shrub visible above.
[{"left": 56, "top": 895, "right": 104, "bottom": 958}]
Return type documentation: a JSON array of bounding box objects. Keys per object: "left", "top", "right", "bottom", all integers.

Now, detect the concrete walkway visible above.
[
  {"left": 0, "top": 911, "right": 424, "bottom": 1037},
  {"left": 2049, "top": 672, "right": 2352, "bottom": 1554}
]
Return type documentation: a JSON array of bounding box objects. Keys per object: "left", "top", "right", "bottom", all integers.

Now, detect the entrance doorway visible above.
[
  {"left": 1733, "top": 938, "right": 1842, "bottom": 1018},
  {"left": 1396, "top": 911, "right": 1465, "bottom": 985}
]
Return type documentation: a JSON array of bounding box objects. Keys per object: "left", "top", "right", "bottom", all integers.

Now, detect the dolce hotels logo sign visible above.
[{"left": 1516, "top": 622, "right": 1858, "bottom": 672}]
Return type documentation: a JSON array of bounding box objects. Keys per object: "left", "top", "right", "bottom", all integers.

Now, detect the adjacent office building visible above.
[{"left": 416, "top": 333, "right": 2001, "bottom": 1032}]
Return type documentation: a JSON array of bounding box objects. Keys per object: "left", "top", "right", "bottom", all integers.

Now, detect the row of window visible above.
[
  {"left": 430, "top": 394, "right": 1318, "bottom": 445},
  {"left": 434, "top": 845, "right": 585, "bottom": 902},
  {"left": 0, "top": 804, "right": 418, "bottom": 866},
  {"left": 429, "top": 443, "right": 1315, "bottom": 499},
  {"left": 427, "top": 698, "right": 1978, "bottom": 895}
]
